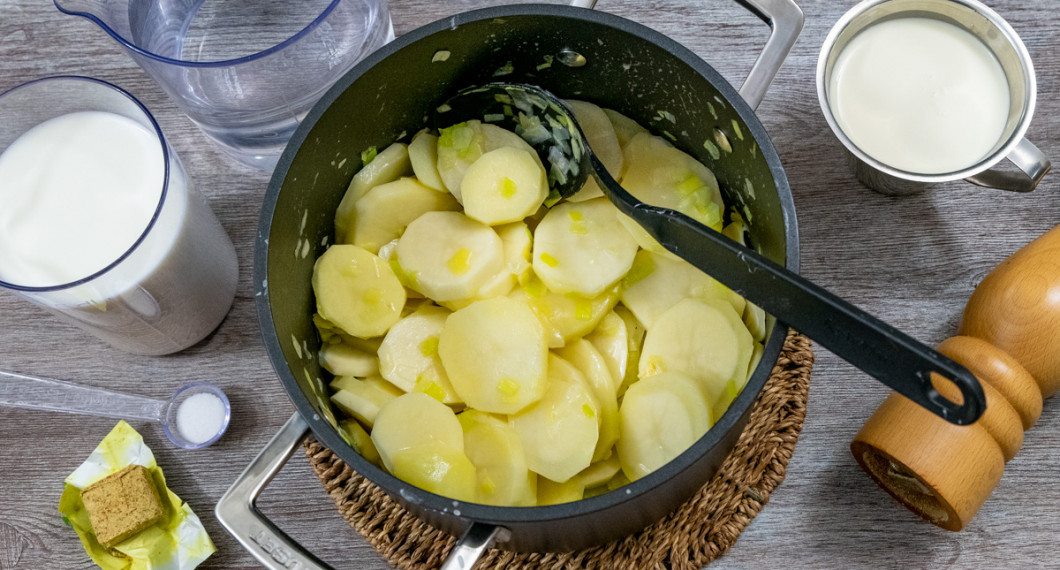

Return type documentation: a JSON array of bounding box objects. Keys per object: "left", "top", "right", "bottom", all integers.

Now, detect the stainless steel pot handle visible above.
[
  {"left": 215, "top": 412, "right": 334, "bottom": 570},
  {"left": 571, "top": 0, "right": 804, "bottom": 111},
  {"left": 734, "top": 0, "right": 805, "bottom": 110},
  {"left": 965, "top": 137, "right": 1052, "bottom": 192}
]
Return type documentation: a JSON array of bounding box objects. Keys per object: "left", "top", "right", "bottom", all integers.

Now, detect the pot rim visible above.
[{"left": 257, "top": 3, "right": 799, "bottom": 529}]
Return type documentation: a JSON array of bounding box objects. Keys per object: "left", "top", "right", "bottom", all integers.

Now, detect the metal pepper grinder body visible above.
[{"left": 852, "top": 225, "right": 1060, "bottom": 531}]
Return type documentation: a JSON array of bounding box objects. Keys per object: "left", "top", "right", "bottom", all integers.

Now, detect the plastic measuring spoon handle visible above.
[{"left": 0, "top": 369, "right": 166, "bottom": 422}]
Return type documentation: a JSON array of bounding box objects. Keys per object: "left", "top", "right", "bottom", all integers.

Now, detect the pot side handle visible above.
[
  {"left": 215, "top": 412, "right": 335, "bottom": 570},
  {"left": 734, "top": 0, "right": 805, "bottom": 110},
  {"left": 569, "top": 0, "right": 804, "bottom": 111}
]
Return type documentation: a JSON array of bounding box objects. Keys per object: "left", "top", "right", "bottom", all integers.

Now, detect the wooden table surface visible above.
[{"left": 1, "top": 0, "right": 1058, "bottom": 568}]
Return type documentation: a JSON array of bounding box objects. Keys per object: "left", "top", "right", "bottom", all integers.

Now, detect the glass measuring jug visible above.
[
  {"left": 55, "top": 0, "right": 395, "bottom": 170},
  {"left": 0, "top": 76, "right": 238, "bottom": 355}
]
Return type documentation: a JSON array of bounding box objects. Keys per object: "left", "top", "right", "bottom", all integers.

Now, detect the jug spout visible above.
[{"left": 53, "top": 0, "right": 395, "bottom": 170}]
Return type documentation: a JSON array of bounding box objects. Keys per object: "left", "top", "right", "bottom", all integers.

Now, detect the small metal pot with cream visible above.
[{"left": 817, "top": 0, "right": 1050, "bottom": 195}]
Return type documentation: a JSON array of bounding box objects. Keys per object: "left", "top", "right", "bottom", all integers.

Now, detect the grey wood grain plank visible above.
[{"left": 1, "top": 0, "right": 1058, "bottom": 569}]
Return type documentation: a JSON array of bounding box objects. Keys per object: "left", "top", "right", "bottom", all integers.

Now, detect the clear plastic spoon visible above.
[{"left": 0, "top": 369, "right": 230, "bottom": 449}]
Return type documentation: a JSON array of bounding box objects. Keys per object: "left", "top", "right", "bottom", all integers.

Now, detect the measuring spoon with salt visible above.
[{"left": 0, "top": 370, "right": 230, "bottom": 449}]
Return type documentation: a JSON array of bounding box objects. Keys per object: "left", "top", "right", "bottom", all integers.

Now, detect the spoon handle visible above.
[
  {"left": 592, "top": 156, "right": 986, "bottom": 425},
  {"left": 0, "top": 369, "right": 166, "bottom": 422}
]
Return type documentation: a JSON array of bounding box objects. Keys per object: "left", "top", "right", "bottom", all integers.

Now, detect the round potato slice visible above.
[
  {"left": 461, "top": 146, "right": 547, "bottom": 226},
  {"left": 557, "top": 339, "right": 620, "bottom": 462},
  {"left": 459, "top": 410, "right": 534, "bottom": 506},
  {"left": 394, "top": 211, "right": 505, "bottom": 302},
  {"left": 617, "top": 371, "right": 713, "bottom": 481},
  {"left": 312, "top": 244, "right": 405, "bottom": 338},
  {"left": 334, "top": 142, "right": 411, "bottom": 243},
  {"left": 371, "top": 392, "right": 466, "bottom": 473},
  {"left": 377, "top": 305, "right": 462, "bottom": 404},
  {"left": 532, "top": 198, "right": 638, "bottom": 297},
  {"left": 496, "top": 221, "right": 533, "bottom": 284},
  {"left": 584, "top": 311, "right": 628, "bottom": 393},
  {"left": 621, "top": 249, "right": 745, "bottom": 328},
  {"left": 350, "top": 177, "right": 460, "bottom": 252},
  {"left": 565, "top": 99, "right": 624, "bottom": 203},
  {"left": 511, "top": 354, "right": 600, "bottom": 483},
  {"left": 409, "top": 129, "right": 446, "bottom": 192},
  {"left": 390, "top": 443, "right": 478, "bottom": 502},
  {"left": 639, "top": 298, "right": 754, "bottom": 407},
  {"left": 438, "top": 297, "right": 548, "bottom": 414}
]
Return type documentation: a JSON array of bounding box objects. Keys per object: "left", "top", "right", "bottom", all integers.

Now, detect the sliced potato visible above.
[
  {"left": 584, "top": 311, "right": 628, "bottom": 394},
  {"left": 438, "top": 297, "right": 548, "bottom": 414},
  {"left": 394, "top": 211, "right": 505, "bottom": 302},
  {"left": 461, "top": 146, "right": 547, "bottom": 226},
  {"left": 537, "top": 475, "right": 585, "bottom": 506},
  {"left": 577, "top": 454, "right": 622, "bottom": 488},
  {"left": 319, "top": 342, "right": 379, "bottom": 377},
  {"left": 532, "top": 198, "right": 638, "bottom": 297},
  {"left": 409, "top": 130, "right": 446, "bottom": 191},
  {"left": 312, "top": 244, "right": 405, "bottom": 338},
  {"left": 510, "top": 280, "right": 620, "bottom": 348},
  {"left": 350, "top": 177, "right": 460, "bottom": 252},
  {"left": 639, "top": 298, "right": 754, "bottom": 409},
  {"left": 621, "top": 250, "right": 745, "bottom": 328},
  {"left": 510, "top": 354, "right": 599, "bottom": 483},
  {"left": 313, "top": 313, "right": 384, "bottom": 351},
  {"left": 390, "top": 443, "right": 478, "bottom": 502},
  {"left": 335, "top": 142, "right": 411, "bottom": 242},
  {"left": 437, "top": 121, "right": 486, "bottom": 200},
  {"left": 337, "top": 419, "right": 382, "bottom": 467},
  {"left": 377, "top": 305, "right": 462, "bottom": 404},
  {"left": 557, "top": 339, "right": 620, "bottom": 462},
  {"left": 371, "top": 392, "right": 466, "bottom": 471},
  {"left": 437, "top": 121, "right": 544, "bottom": 202},
  {"left": 743, "top": 301, "right": 767, "bottom": 342},
  {"left": 330, "top": 375, "right": 404, "bottom": 428},
  {"left": 617, "top": 371, "right": 713, "bottom": 481},
  {"left": 496, "top": 221, "right": 533, "bottom": 284},
  {"left": 614, "top": 305, "right": 646, "bottom": 397},
  {"left": 458, "top": 410, "right": 534, "bottom": 506},
  {"left": 565, "top": 100, "right": 625, "bottom": 202},
  {"left": 617, "top": 132, "right": 724, "bottom": 253},
  {"left": 602, "top": 108, "right": 649, "bottom": 149}
]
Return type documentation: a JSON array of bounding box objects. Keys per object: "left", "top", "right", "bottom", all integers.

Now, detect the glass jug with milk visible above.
[
  {"left": 817, "top": 0, "right": 1050, "bottom": 195},
  {"left": 0, "top": 76, "right": 238, "bottom": 355}
]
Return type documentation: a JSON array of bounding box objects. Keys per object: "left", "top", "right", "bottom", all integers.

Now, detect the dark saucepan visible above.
[{"left": 237, "top": 2, "right": 800, "bottom": 561}]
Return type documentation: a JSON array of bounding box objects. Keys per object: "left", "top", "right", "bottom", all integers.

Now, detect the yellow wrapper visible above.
[{"left": 59, "top": 421, "right": 216, "bottom": 570}]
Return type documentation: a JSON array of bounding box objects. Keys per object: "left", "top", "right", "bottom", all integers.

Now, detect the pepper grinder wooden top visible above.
[{"left": 851, "top": 225, "right": 1060, "bottom": 531}]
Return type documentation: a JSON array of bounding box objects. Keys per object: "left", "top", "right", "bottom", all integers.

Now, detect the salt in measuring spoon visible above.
[{"left": 0, "top": 370, "right": 230, "bottom": 449}]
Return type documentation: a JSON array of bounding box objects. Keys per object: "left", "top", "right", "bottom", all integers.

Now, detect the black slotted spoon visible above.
[{"left": 433, "top": 82, "right": 985, "bottom": 425}]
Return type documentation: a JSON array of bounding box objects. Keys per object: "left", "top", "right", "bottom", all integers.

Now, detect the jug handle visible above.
[
  {"left": 570, "top": 0, "right": 804, "bottom": 111},
  {"left": 965, "top": 137, "right": 1052, "bottom": 192}
]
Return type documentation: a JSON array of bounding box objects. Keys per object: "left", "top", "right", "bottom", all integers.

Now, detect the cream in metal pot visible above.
[
  {"left": 817, "top": 0, "right": 1050, "bottom": 194},
  {"left": 827, "top": 16, "right": 1009, "bottom": 175}
]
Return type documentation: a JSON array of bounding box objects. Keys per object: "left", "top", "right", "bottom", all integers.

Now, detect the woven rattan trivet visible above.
[{"left": 304, "top": 330, "right": 813, "bottom": 569}]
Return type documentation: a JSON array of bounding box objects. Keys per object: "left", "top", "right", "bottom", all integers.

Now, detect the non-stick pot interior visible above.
[{"left": 258, "top": 4, "right": 797, "bottom": 551}]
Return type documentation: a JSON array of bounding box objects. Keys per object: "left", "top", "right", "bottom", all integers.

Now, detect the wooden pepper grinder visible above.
[{"left": 852, "top": 225, "right": 1060, "bottom": 531}]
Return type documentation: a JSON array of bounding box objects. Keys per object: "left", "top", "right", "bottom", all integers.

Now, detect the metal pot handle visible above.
[
  {"left": 571, "top": 0, "right": 804, "bottom": 111},
  {"left": 965, "top": 137, "right": 1052, "bottom": 192},
  {"left": 215, "top": 413, "right": 334, "bottom": 570}
]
